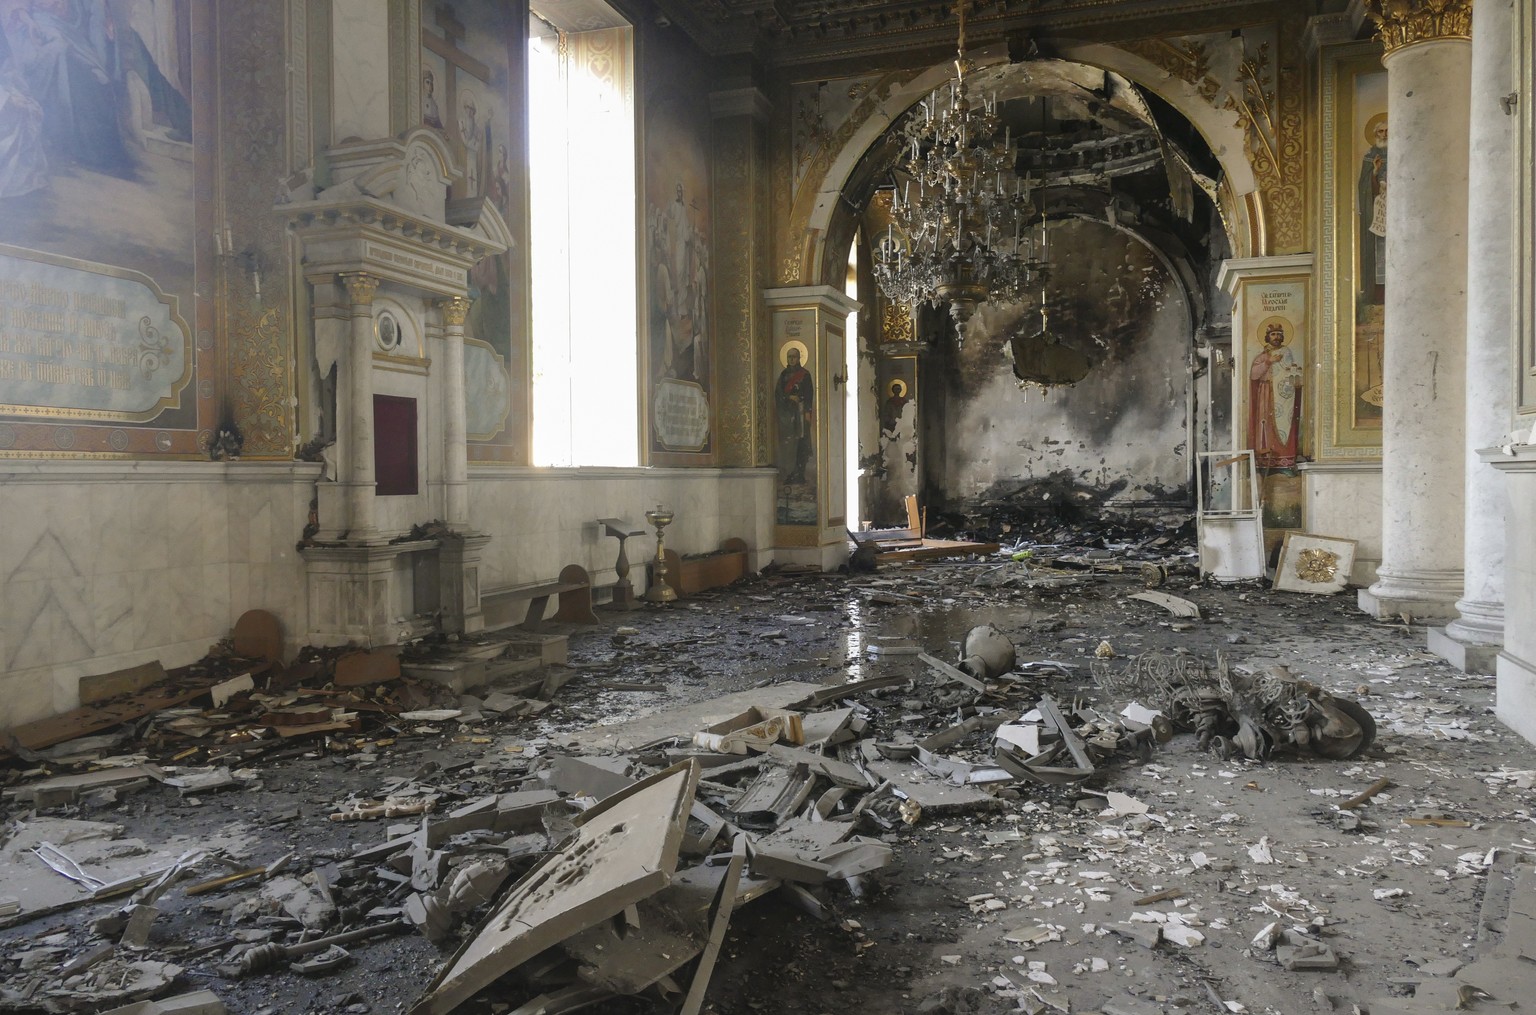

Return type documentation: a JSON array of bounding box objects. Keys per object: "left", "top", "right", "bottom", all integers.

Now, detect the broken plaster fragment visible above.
[
  {"left": 1250, "top": 921, "right": 1280, "bottom": 950},
  {"left": 1162, "top": 924, "right": 1205, "bottom": 947},
  {"left": 1247, "top": 837, "right": 1276, "bottom": 864},
  {"left": 1277, "top": 941, "right": 1338, "bottom": 971}
]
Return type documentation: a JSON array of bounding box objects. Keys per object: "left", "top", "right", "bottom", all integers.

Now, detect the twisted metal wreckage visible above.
[{"left": 1095, "top": 653, "right": 1377, "bottom": 763}]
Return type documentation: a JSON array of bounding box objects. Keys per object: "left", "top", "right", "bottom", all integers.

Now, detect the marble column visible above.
[
  {"left": 1431, "top": 0, "right": 1512, "bottom": 670},
  {"left": 1359, "top": 0, "right": 1473, "bottom": 621},
  {"left": 438, "top": 295, "right": 472, "bottom": 529},
  {"left": 340, "top": 271, "right": 380, "bottom": 540}
]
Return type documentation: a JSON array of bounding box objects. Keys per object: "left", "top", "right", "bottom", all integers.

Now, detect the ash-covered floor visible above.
[{"left": 3, "top": 546, "right": 1534, "bottom": 1015}]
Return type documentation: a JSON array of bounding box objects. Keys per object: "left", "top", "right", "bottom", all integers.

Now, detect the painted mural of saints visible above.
[
  {"left": 775, "top": 341, "right": 814, "bottom": 486},
  {"left": 421, "top": 69, "right": 444, "bottom": 130},
  {"left": 1357, "top": 113, "right": 1387, "bottom": 311},
  {"left": 1249, "top": 319, "right": 1303, "bottom": 469}
]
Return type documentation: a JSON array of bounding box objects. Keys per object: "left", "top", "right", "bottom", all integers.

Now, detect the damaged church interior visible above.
[{"left": 3, "top": 0, "right": 1536, "bottom": 1011}]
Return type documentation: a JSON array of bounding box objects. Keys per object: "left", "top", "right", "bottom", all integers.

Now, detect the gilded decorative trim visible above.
[
  {"left": 712, "top": 116, "right": 756, "bottom": 465},
  {"left": 1364, "top": 0, "right": 1473, "bottom": 55},
  {"left": 880, "top": 302, "right": 915, "bottom": 345},
  {"left": 1118, "top": 38, "right": 1221, "bottom": 100},
  {"left": 391, "top": 0, "right": 420, "bottom": 134},
  {"left": 777, "top": 69, "right": 919, "bottom": 286},
  {"left": 1121, "top": 28, "right": 1306, "bottom": 254},
  {"left": 228, "top": 300, "right": 293, "bottom": 457},
  {"left": 1317, "top": 44, "right": 1386, "bottom": 458},
  {"left": 1273, "top": 16, "right": 1308, "bottom": 255}
]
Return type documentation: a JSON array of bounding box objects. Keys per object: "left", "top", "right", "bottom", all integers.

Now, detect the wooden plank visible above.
[
  {"left": 335, "top": 648, "right": 402, "bottom": 687},
  {"left": 875, "top": 538, "right": 1001, "bottom": 563},
  {"left": 680, "top": 835, "right": 748, "bottom": 1015},
  {"left": 78, "top": 661, "right": 168, "bottom": 706},
  {"left": 905, "top": 493, "right": 921, "bottom": 534},
  {"left": 1, "top": 679, "right": 217, "bottom": 757}
]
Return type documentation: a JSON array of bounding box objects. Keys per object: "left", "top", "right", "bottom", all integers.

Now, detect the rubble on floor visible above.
[{"left": 2, "top": 538, "right": 1534, "bottom": 1015}]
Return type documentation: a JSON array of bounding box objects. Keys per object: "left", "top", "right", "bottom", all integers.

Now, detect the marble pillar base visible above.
[
  {"left": 438, "top": 531, "right": 491, "bottom": 636},
  {"left": 1359, "top": 566, "right": 1464, "bottom": 621},
  {"left": 1427, "top": 626, "right": 1499, "bottom": 675},
  {"left": 315, "top": 482, "right": 391, "bottom": 543},
  {"left": 1494, "top": 650, "right": 1536, "bottom": 747},
  {"left": 302, "top": 539, "right": 438, "bottom": 647}
]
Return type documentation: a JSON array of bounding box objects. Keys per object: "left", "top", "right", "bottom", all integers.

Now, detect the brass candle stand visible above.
[{"left": 643, "top": 505, "right": 678, "bottom": 603}]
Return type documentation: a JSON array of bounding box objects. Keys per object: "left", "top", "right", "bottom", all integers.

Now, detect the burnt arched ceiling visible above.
[{"left": 825, "top": 55, "right": 1223, "bottom": 297}]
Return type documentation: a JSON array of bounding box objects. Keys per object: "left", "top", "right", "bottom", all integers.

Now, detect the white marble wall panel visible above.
[
  {"left": 0, "top": 462, "right": 773, "bottom": 727},
  {"left": 468, "top": 468, "right": 777, "bottom": 595},
  {"left": 0, "top": 462, "right": 319, "bottom": 728},
  {"left": 329, "top": 0, "right": 390, "bottom": 144},
  {"left": 1299, "top": 462, "right": 1383, "bottom": 586},
  {"left": 1485, "top": 449, "right": 1536, "bottom": 743}
]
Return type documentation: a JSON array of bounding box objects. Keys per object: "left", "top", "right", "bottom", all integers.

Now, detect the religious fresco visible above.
[
  {"left": 644, "top": 88, "right": 714, "bottom": 459},
  {"left": 870, "top": 355, "right": 918, "bottom": 527},
  {"left": 773, "top": 321, "right": 816, "bottom": 526},
  {"left": 0, "top": 0, "right": 211, "bottom": 456},
  {"left": 1350, "top": 70, "right": 1387, "bottom": 428},
  {"left": 1236, "top": 276, "right": 1307, "bottom": 550},
  {"left": 420, "top": 0, "right": 521, "bottom": 456}
]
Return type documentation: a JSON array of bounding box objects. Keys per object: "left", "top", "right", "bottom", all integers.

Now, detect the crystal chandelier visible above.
[{"left": 872, "top": 0, "right": 1043, "bottom": 338}]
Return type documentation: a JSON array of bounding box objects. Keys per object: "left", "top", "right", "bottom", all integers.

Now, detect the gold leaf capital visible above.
[
  {"left": 438, "top": 296, "right": 472, "bottom": 326},
  {"left": 1365, "top": 0, "right": 1472, "bottom": 56},
  {"left": 339, "top": 271, "right": 381, "bottom": 306}
]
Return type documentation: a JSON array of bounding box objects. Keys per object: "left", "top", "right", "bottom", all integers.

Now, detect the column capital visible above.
[
  {"left": 339, "top": 271, "right": 382, "bottom": 307},
  {"left": 1365, "top": 0, "right": 1472, "bottom": 56},
  {"left": 437, "top": 295, "right": 473, "bottom": 326}
]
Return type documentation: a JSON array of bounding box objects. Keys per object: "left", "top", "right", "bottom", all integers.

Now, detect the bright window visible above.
[{"left": 528, "top": 11, "right": 637, "bottom": 466}]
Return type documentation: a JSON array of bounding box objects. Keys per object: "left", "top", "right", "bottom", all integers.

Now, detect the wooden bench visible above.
[{"left": 483, "top": 564, "right": 599, "bottom": 631}]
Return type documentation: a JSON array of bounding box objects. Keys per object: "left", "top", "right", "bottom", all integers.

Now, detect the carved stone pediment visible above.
[
  {"left": 311, "top": 129, "right": 460, "bottom": 223},
  {"left": 280, "top": 129, "right": 510, "bottom": 297}
]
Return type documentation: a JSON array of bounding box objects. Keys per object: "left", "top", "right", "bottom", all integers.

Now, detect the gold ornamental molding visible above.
[
  {"left": 1365, "top": 0, "right": 1473, "bottom": 56},
  {"left": 1120, "top": 26, "right": 1308, "bottom": 255}
]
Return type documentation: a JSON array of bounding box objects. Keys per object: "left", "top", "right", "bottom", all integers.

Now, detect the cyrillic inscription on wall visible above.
[
  {"left": 0, "top": 248, "right": 190, "bottom": 420},
  {"left": 653, "top": 377, "right": 710, "bottom": 452}
]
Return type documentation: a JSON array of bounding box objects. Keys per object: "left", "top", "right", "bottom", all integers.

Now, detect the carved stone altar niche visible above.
[{"left": 283, "top": 128, "right": 511, "bottom": 647}]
